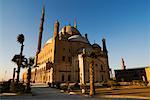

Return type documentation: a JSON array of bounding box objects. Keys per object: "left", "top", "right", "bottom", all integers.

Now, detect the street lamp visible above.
[{"left": 24, "top": 57, "right": 34, "bottom": 93}]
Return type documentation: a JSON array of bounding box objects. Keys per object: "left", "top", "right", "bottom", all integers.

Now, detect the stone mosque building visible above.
[{"left": 22, "top": 7, "right": 110, "bottom": 84}]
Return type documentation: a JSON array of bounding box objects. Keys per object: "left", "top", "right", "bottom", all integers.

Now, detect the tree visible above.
[
  {"left": 89, "top": 52, "right": 97, "bottom": 96},
  {"left": 83, "top": 50, "right": 96, "bottom": 96},
  {"left": 16, "top": 34, "right": 25, "bottom": 84}
]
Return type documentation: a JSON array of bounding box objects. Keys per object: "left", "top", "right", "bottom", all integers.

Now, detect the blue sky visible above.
[{"left": 0, "top": 0, "right": 150, "bottom": 81}]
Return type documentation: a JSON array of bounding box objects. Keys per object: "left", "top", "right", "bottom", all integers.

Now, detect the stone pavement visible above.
[
  {"left": 0, "top": 84, "right": 146, "bottom": 100},
  {"left": 0, "top": 84, "right": 103, "bottom": 100}
]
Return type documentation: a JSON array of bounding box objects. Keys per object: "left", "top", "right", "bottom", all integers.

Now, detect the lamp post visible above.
[{"left": 25, "top": 57, "right": 34, "bottom": 93}]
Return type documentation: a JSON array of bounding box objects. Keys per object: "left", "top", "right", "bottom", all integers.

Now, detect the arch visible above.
[
  {"left": 68, "top": 75, "right": 71, "bottom": 81},
  {"left": 62, "top": 74, "right": 64, "bottom": 82}
]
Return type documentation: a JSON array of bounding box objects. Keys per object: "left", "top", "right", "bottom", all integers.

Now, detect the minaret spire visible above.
[
  {"left": 35, "top": 6, "right": 45, "bottom": 67},
  {"left": 37, "top": 5, "right": 45, "bottom": 54},
  {"left": 102, "top": 38, "right": 107, "bottom": 53},
  {"left": 53, "top": 19, "right": 59, "bottom": 38}
]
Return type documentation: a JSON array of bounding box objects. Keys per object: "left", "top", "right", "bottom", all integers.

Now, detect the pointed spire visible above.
[
  {"left": 102, "top": 38, "right": 107, "bottom": 53},
  {"left": 42, "top": 5, "right": 45, "bottom": 16},
  {"left": 74, "top": 18, "right": 77, "bottom": 28},
  {"left": 54, "top": 19, "right": 59, "bottom": 38},
  {"left": 35, "top": 5, "right": 45, "bottom": 67},
  {"left": 121, "top": 58, "right": 126, "bottom": 70}
]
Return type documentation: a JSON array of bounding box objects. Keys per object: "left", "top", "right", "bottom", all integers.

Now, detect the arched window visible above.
[
  {"left": 68, "top": 57, "right": 71, "bottom": 62},
  {"left": 101, "top": 74, "right": 104, "bottom": 81},
  {"left": 62, "top": 74, "right": 64, "bottom": 82},
  {"left": 101, "top": 65, "right": 103, "bottom": 70},
  {"left": 62, "top": 56, "right": 65, "bottom": 61},
  {"left": 68, "top": 75, "right": 71, "bottom": 81}
]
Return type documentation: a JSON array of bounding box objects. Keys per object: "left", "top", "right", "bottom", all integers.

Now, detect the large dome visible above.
[
  {"left": 68, "top": 35, "right": 89, "bottom": 43},
  {"left": 59, "top": 26, "right": 81, "bottom": 36}
]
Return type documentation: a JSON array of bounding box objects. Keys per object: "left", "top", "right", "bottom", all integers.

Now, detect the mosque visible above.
[{"left": 22, "top": 7, "right": 110, "bottom": 85}]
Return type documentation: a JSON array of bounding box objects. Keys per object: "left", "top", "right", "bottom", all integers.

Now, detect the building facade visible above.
[
  {"left": 115, "top": 66, "right": 150, "bottom": 82},
  {"left": 23, "top": 7, "right": 110, "bottom": 84}
]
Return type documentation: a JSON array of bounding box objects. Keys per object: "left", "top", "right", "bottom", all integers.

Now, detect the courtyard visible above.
[{"left": 1, "top": 84, "right": 150, "bottom": 100}]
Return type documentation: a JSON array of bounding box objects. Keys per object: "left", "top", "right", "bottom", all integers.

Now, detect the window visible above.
[
  {"left": 101, "top": 65, "right": 103, "bottom": 70},
  {"left": 62, "top": 74, "right": 64, "bottom": 81},
  {"left": 68, "top": 57, "right": 71, "bottom": 62},
  {"left": 68, "top": 75, "right": 71, "bottom": 81},
  {"left": 101, "top": 75, "right": 104, "bottom": 81},
  {"left": 62, "top": 56, "right": 65, "bottom": 61}
]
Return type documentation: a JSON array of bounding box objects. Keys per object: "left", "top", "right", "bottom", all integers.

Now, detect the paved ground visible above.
[
  {"left": 1, "top": 84, "right": 149, "bottom": 100},
  {"left": 0, "top": 85, "right": 102, "bottom": 100}
]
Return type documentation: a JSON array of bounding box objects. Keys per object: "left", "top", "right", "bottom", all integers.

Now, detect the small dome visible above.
[
  {"left": 59, "top": 26, "right": 80, "bottom": 36},
  {"left": 92, "top": 43, "right": 101, "bottom": 48},
  {"left": 45, "top": 38, "right": 52, "bottom": 45},
  {"left": 68, "top": 35, "right": 89, "bottom": 43}
]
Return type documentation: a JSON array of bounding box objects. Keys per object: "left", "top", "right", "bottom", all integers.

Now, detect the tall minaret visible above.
[
  {"left": 37, "top": 6, "right": 45, "bottom": 54},
  {"left": 35, "top": 6, "right": 45, "bottom": 67},
  {"left": 102, "top": 38, "right": 110, "bottom": 79},
  {"left": 102, "top": 38, "right": 107, "bottom": 54},
  {"left": 121, "top": 58, "right": 126, "bottom": 70},
  {"left": 53, "top": 20, "right": 59, "bottom": 38}
]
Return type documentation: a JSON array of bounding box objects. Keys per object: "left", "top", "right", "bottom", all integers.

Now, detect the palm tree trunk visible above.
[
  {"left": 89, "top": 60, "right": 95, "bottom": 96},
  {"left": 16, "top": 43, "right": 24, "bottom": 84},
  {"left": 12, "top": 68, "right": 16, "bottom": 82}
]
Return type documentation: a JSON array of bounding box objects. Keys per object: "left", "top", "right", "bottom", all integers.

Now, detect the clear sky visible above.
[{"left": 0, "top": 0, "right": 150, "bottom": 81}]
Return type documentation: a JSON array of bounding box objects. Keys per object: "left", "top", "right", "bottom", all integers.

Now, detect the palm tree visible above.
[
  {"left": 89, "top": 52, "right": 96, "bottom": 96},
  {"left": 82, "top": 51, "right": 96, "bottom": 96},
  {"left": 16, "top": 34, "right": 25, "bottom": 84}
]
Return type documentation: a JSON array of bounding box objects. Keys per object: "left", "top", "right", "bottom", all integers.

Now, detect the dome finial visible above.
[{"left": 74, "top": 18, "right": 77, "bottom": 28}]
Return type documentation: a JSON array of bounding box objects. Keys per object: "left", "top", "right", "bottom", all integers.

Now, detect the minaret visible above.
[
  {"left": 53, "top": 20, "right": 59, "bottom": 38},
  {"left": 102, "top": 38, "right": 107, "bottom": 53},
  {"left": 35, "top": 6, "right": 45, "bottom": 67},
  {"left": 102, "top": 38, "right": 110, "bottom": 79},
  {"left": 74, "top": 19, "right": 77, "bottom": 28},
  {"left": 121, "top": 58, "right": 126, "bottom": 70},
  {"left": 37, "top": 6, "right": 45, "bottom": 54}
]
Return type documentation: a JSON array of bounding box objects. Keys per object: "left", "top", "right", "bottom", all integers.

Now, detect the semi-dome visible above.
[
  {"left": 92, "top": 43, "right": 101, "bottom": 48},
  {"left": 68, "top": 35, "right": 89, "bottom": 43},
  {"left": 59, "top": 26, "right": 80, "bottom": 36},
  {"left": 44, "top": 38, "right": 52, "bottom": 45}
]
